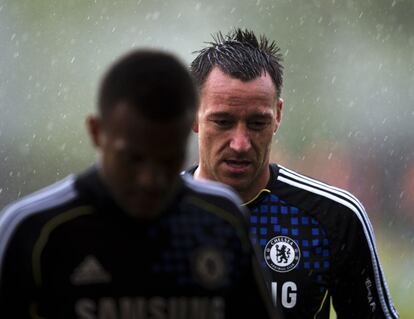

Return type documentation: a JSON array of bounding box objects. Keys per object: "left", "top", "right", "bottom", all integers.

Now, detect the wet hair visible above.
[
  {"left": 98, "top": 49, "right": 198, "bottom": 121},
  {"left": 191, "top": 28, "right": 284, "bottom": 97}
]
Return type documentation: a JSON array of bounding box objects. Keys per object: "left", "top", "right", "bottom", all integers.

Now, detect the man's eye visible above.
[
  {"left": 124, "top": 154, "right": 144, "bottom": 164},
  {"left": 212, "top": 119, "right": 233, "bottom": 127},
  {"left": 248, "top": 121, "right": 268, "bottom": 130}
]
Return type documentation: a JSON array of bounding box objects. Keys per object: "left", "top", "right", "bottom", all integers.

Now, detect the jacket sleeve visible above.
[
  {"left": 329, "top": 203, "right": 398, "bottom": 319},
  {"left": 226, "top": 239, "right": 283, "bottom": 319},
  {"left": 0, "top": 210, "right": 39, "bottom": 318},
  {"left": 226, "top": 203, "right": 283, "bottom": 319}
]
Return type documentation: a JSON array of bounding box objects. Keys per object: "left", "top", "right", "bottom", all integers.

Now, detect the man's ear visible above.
[
  {"left": 274, "top": 97, "right": 283, "bottom": 133},
  {"left": 192, "top": 113, "right": 199, "bottom": 133},
  {"left": 276, "top": 97, "right": 283, "bottom": 124},
  {"left": 86, "top": 115, "right": 103, "bottom": 148}
]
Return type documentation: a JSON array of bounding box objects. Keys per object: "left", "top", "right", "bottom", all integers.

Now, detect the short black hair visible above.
[
  {"left": 191, "top": 28, "right": 283, "bottom": 97},
  {"left": 98, "top": 49, "right": 198, "bottom": 121}
]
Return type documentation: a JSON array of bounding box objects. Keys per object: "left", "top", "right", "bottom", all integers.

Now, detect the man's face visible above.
[
  {"left": 88, "top": 102, "right": 190, "bottom": 219},
  {"left": 193, "top": 67, "right": 282, "bottom": 201}
]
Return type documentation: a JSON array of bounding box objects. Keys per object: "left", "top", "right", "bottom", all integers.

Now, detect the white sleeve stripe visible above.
[
  {"left": 277, "top": 172, "right": 397, "bottom": 318},
  {"left": 278, "top": 169, "right": 398, "bottom": 318},
  {"left": 182, "top": 175, "right": 243, "bottom": 207},
  {"left": 279, "top": 165, "right": 374, "bottom": 233},
  {"left": 0, "top": 176, "right": 77, "bottom": 277},
  {"left": 279, "top": 166, "right": 385, "bottom": 285},
  {"left": 279, "top": 167, "right": 378, "bottom": 248}
]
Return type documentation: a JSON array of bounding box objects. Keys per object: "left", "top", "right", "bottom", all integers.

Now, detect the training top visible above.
[
  {"left": 0, "top": 167, "right": 280, "bottom": 319},
  {"left": 186, "top": 163, "right": 398, "bottom": 319}
]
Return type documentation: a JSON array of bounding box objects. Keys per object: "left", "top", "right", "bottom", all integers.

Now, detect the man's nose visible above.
[
  {"left": 229, "top": 125, "right": 251, "bottom": 153},
  {"left": 135, "top": 162, "right": 166, "bottom": 190}
]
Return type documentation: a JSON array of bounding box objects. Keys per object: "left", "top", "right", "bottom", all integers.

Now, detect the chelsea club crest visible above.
[
  {"left": 264, "top": 236, "right": 300, "bottom": 273},
  {"left": 191, "top": 246, "right": 227, "bottom": 289}
]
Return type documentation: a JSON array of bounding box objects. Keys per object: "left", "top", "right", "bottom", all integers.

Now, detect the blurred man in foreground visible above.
[
  {"left": 0, "top": 49, "right": 279, "bottom": 319},
  {"left": 187, "top": 28, "right": 398, "bottom": 319}
]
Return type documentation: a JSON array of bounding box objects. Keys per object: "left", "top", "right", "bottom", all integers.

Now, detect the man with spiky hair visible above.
[
  {"left": 187, "top": 28, "right": 398, "bottom": 318},
  {"left": 0, "top": 49, "right": 280, "bottom": 319}
]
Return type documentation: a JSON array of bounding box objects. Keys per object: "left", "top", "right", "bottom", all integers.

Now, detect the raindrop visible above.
[
  {"left": 47, "top": 122, "right": 54, "bottom": 131},
  {"left": 145, "top": 11, "right": 160, "bottom": 20}
]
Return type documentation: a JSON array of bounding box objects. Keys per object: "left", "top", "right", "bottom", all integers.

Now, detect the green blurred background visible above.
[{"left": 1, "top": 0, "right": 413, "bottom": 316}]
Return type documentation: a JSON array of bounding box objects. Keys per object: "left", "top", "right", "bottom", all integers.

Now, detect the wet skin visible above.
[{"left": 193, "top": 67, "right": 283, "bottom": 202}]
